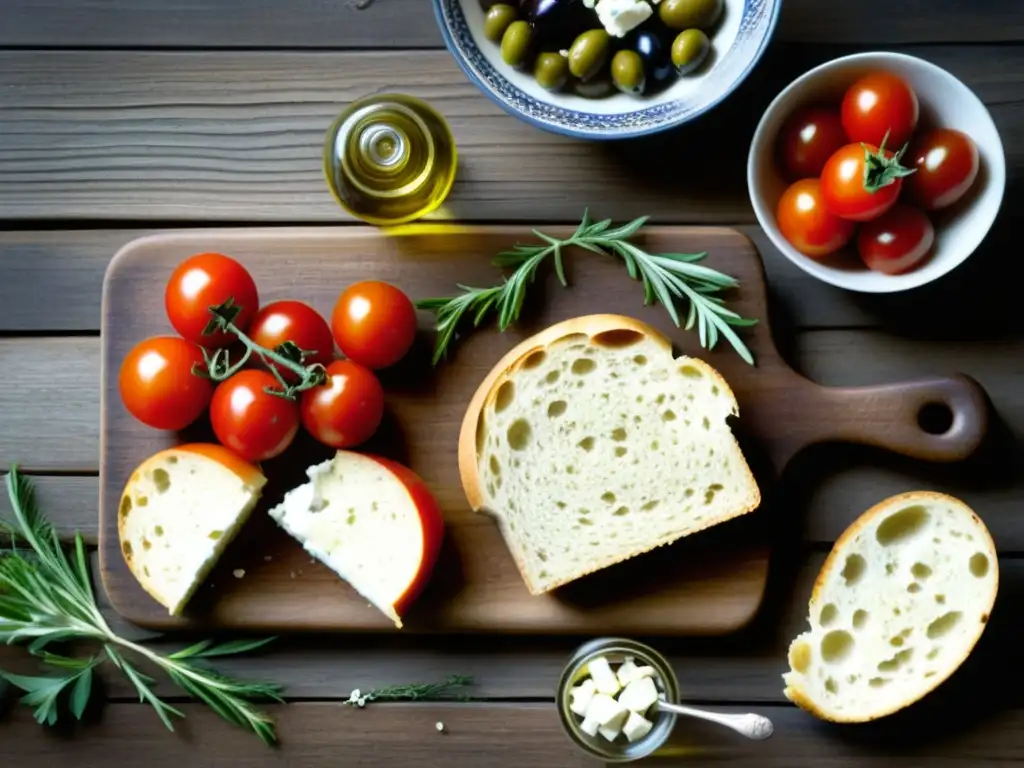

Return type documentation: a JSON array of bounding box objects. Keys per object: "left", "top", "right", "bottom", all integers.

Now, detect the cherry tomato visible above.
[
  {"left": 776, "top": 179, "right": 856, "bottom": 258},
  {"left": 247, "top": 300, "right": 335, "bottom": 383},
  {"left": 301, "top": 360, "right": 385, "bottom": 448},
  {"left": 841, "top": 72, "right": 919, "bottom": 148},
  {"left": 856, "top": 204, "right": 935, "bottom": 275},
  {"left": 776, "top": 106, "right": 848, "bottom": 180},
  {"left": 209, "top": 370, "right": 299, "bottom": 462},
  {"left": 165, "top": 252, "right": 259, "bottom": 348},
  {"left": 331, "top": 281, "right": 417, "bottom": 370},
  {"left": 820, "top": 143, "right": 912, "bottom": 222},
  {"left": 905, "top": 128, "right": 980, "bottom": 210},
  {"left": 119, "top": 336, "right": 213, "bottom": 431}
]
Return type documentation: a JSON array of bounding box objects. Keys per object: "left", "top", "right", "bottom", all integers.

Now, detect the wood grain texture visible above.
[
  {"left": 0, "top": 46, "right": 1020, "bottom": 223},
  {"left": 3, "top": 0, "right": 1023, "bottom": 48},
  {"left": 4, "top": 701, "right": 1024, "bottom": 766},
  {"left": 0, "top": 224, "right": 1016, "bottom": 333}
]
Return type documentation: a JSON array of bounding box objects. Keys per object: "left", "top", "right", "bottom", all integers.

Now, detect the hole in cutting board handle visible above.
[{"left": 918, "top": 402, "right": 955, "bottom": 436}]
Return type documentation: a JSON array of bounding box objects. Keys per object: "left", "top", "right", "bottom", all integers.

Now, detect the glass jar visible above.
[{"left": 556, "top": 637, "right": 680, "bottom": 762}]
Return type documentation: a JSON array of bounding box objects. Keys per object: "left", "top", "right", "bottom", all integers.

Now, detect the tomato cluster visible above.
[
  {"left": 775, "top": 72, "right": 980, "bottom": 275},
  {"left": 119, "top": 252, "right": 418, "bottom": 463}
]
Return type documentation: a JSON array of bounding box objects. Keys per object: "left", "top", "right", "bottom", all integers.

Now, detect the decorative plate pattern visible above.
[{"left": 433, "top": 0, "right": 782, "bottom": 139}]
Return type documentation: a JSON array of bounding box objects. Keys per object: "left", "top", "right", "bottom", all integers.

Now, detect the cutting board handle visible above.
[{"left": 817, "top": 374, "right": 989, "bottom": 462}]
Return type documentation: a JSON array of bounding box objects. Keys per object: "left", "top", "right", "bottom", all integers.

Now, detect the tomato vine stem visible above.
[{"left": 191, "top": 298, "right": 328, "bottom": 399}]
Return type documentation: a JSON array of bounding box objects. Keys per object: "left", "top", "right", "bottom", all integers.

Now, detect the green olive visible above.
[
  {"left": 500, "top": 20, "right": 534, "bottom": 69},
  {"left": 611, "top": 49, "right": 645, "bottom": 95},
  {"left": 671, "top": 29, "right": 710, "bottom": 74},
  {"left": 484, "top": 4, "right": 518, "bottom": 44},
  {"left": 533, "top": 52, "right": 570, "bottom": 92},
  {"left": 659, "top": 0, "right": 723, "bottom": 31},
  {"left": 568, "top": 29, "right": 612, "bottom": 81}
]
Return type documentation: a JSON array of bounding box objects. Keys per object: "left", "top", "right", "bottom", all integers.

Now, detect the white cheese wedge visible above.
[
  {"left": 595, "top": 0, "right": 653, "bottom": 37},
  {"left": 586, "top": 693, "right": 630, "bottom": 730},
  {"left": 622, "top": 711, "right": 654, "bottom": 742},
  {"left": 619, "top": 677, "right": 660, "bottom": 715},
  {"left": 117, "top": 444, "right": 267, "bottom": 615},
  {"left": 268, "top": 450, "right": 444, "bottom": 628},
  {"left": 587, "top": 655, "right": 622, "bottom": 696},
  {"left": 598, "top": 723, "right": 622, "bottom": 742},
  {"left": 570, "top": 679, "right": 598, "bottom": 716},
  {"left": 579, "top": 714, "right": 601, "bottom": 737}
]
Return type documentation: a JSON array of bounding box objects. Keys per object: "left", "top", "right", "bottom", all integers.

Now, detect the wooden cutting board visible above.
[{"left": 99, "top": 226, "right": 989, "bottom": 635}]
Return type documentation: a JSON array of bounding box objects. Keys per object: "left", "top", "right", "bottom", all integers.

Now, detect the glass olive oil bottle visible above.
[{"left": 323, "top": 93, "right": 458, "bottom": 226}]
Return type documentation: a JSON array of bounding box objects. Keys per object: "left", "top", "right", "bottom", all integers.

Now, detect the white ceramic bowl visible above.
[
  {"left": 434, "top": 0, "right": 781, "bottom": 140},
  {"left": 747, "top": 51, "right": 1006, "bottom": 293}
]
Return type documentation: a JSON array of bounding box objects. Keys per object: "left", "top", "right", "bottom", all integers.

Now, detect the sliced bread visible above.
[
  {"left": 268, "top": 450, "right": 445, "bottom": 628},
  {"left": 458, "top": 314, "right": 761, "bottom": 595},
  {"left": 783, "top": 491, "right": 998, "bottom": 722},
  {"left": 118, "top": 443, "right": 267, "bottom": 615}
]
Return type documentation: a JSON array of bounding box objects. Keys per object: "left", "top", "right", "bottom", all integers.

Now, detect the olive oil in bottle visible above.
[{"left": 323, "top": 93, "right": 458, "bottom": 226}]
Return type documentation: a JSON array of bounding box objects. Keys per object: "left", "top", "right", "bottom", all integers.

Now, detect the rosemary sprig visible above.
[
  {"left": 194, "top": 298, "right": 328, "bottom": 400},
  {"left": 415, "top": 210, "right": 757, "bottom": 365},
  {"left": 345, "top": 675, "right": 474, "bottom": 707},
  {"left": 0, "top": 467, "right": 282, "bottom": 744}
]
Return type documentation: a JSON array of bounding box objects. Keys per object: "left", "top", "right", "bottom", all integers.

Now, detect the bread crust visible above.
[
  {"left": 457, "top": 313, "right": 760, "bottom": 595},
  {"left": 117, "top": 444, "right": 266, "bottom": 612},
  {"left": 784, "top": 490, "right": 999, "bottom": 723}
]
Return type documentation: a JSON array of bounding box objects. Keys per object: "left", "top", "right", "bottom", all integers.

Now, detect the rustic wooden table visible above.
[{"left": 1, "top": 1, "right": 1022, "bottom": 765}]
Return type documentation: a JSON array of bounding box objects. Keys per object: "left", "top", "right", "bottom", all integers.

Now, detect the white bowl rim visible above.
[{"left": 747, "top": 50, "right": 1007, "bottom": 294}]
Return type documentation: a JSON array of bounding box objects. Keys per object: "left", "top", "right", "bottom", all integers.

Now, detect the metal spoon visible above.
[{"left": 655, "top": 701, "right": 774, "bottom": 740}]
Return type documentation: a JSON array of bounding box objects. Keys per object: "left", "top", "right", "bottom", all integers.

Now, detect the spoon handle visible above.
[{"left": 657, "top": 701, "right": 774, "bottom": 740}]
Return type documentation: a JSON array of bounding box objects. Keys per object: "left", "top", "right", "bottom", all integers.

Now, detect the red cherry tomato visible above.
[
  {"left": 820, "top": 143, "right": 912, "bottom": 222},
  {"left": 209, "top": 370, "right": 299, "bottom": 462},
  {"left": 165, "top": 253, "right": 259, "bottom": 348},
  {"left": 841, "top": 72, "right": 919, "bottom": 148},
  {"left": 331, "top": 281, "right": 417, "bottom": 370},
  {"left": 119, "top": 336, "right": 213, "bottom": 431},
  {"left": 857, "top": 204, "right": 935, "bottom": 275},
  {"left": 776, "top": 179, "right": 856, "bottom": 258},
  {"left": 905, "top": 128, "right": 980, "bottom": 210},
  {"left": 247, "top": 300, "right": 335, "bottom": 383},
  {"left": 301, "top": 360, "right": 385, "bottom": 448},
  {"left": 776, "top": 106, "right": 848, "bottom": 180}
]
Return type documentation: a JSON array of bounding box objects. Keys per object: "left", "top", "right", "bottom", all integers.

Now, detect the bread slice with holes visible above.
[
  {"left": 458, "top": 314, "right": 761, "bottom": 595},
  {"left": 117, "top": 443, "right": 267, "bottom": 615},
  {"left": 783, "top": 491, "right": 998, "bottom": 722}
]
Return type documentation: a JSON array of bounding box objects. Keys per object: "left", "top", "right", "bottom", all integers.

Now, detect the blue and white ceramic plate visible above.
[{"left": 432, "top": 0, "right": 781, "bottom": 140}]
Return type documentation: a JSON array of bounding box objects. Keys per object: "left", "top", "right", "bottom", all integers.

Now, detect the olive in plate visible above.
[
  {"left": 484, "top": 4, "right": 518, "bottom": 43},
  {"left": 501, "top": 20, "right": 534, "bottom": 69},
  {"left": 611, "top": 50, "right": 645, "bottom": 95},
  {"left": 568, "top": 29, "right": 612, "bottom": 81},
  {"left": 632, "top": 30, "right": 674, "bottom": 84},
  {"left": 671, "top": 29, "right": 710, "bottom": 74},
  {"left": 534, "top": 51, "right": 570, "bottom": 91},
  {"left": 659, "top": 0, "right": 723, "bottom": 31},
  {"left": 521, "top": 0, "right": 596, "bottom": 48}
]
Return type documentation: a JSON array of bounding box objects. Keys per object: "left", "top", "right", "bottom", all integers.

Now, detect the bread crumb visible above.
[
  {"left": 290, "top": 571, "right": 296, "bottom": 579},
  {"left": 435, "top": 722, "right": 445, "bottom": 732},
  {"left": 264, "top": 555, "right": 273, "bottom": 562},
  {"left": 233, "top": 569, "right": 246, "bottom": 579}
]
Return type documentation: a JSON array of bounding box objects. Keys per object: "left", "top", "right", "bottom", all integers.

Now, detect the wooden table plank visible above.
[
  {"left": 0, "top": 46, "right": 1019, "bottom": 223},
  {"left": 3, "top": 0, "right": 1023, "bottom": 48},
  {"left": 2, "top": 701, "right": 1024, "bottom": 766}
]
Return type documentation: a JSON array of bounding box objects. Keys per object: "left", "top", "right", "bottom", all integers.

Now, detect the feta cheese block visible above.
[
  {"left": 269, "top": 450, "right": 445, "bottom": 628},
  {"left": 117, "top": 443, "right": 267, "bottom": 615},
  {"left": 459, "top": 314, "right": 761, "bottom": 595},
  {"left": 596, "top": 0, "right": 653, "bottom": 37}
]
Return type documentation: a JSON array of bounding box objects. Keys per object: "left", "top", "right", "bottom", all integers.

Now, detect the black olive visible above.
[
  {"left": 631, "top": 30, "right": 674, "bottom": 84},
  {"left": 519, "top": 0, "right": 596, "bottom": 48}
]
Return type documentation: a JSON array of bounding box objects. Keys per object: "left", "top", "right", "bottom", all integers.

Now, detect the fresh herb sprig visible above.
[
  {"left": 0, "top": 467, "right": 282, "bottom": 743},
  {"left": 345, "top": 675, "right": 474, "bottom": 707},
  {"left": 194, "top": 298, "right": 328, "bottom": 400},
  {"left": 416, "top": 210, "right": 757, "bottom": 365}
]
